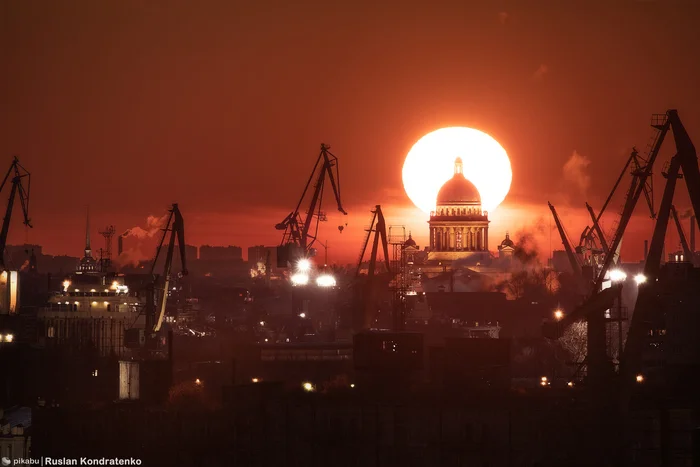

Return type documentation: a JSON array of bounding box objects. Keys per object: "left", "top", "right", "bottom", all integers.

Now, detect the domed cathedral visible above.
[{"left": 427, "top": 157, "right": 490, "bottom": 264}]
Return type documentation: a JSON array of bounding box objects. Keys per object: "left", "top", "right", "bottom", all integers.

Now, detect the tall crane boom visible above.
[
  {"left": 670, "top": 205, "right": 693, "bottom": 261},
  {"left": 354, "top": 205, "right": 391, "bottom": 331},
  {"left": 0, "top": 157, "right": 31, "bottom": 269},
  {"left": 147, "top": 203, "right": 188, "bottom": 334},
  {"left": 593, "top": 119, "right": 671, "bottom": 292},
  {"left": 548, "top": 202, "right": 582, "bottom": 279},
  {"left": 276, "top": 144, "right": 347, "bottom": 262}
]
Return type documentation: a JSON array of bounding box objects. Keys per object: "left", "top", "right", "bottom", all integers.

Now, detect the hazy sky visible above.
[{"left": 1, "top": 0, "right": 699, "bottom": 263}]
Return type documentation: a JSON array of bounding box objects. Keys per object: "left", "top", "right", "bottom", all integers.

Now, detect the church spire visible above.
[
  {"left": 454, "top": 157, "right": 464, "bottom": 175},
  {"left": 85, "top": 206, "right": 91, "bottom": 255}
]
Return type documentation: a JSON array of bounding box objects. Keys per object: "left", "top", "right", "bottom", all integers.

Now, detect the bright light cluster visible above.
[
  {"left": 297, "top": 259, "right": 312, "bottom": 272},
  {"left": 316, "top": 274, "right": 336, "bottom": 287},
  {"left": 0, "top": 334, "right": 14, "bottom": 343},
  {"left": 291, "top": 273, "right": 309, "bottom": 286},
  {"left": 609, "top": 269, "right": 627, "bottom": 282},
  {"left": 634, "top": 273, "right": 647, "bottom": 285}
]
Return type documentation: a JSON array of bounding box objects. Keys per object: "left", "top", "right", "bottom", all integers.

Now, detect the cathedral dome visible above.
[
  {"left": 404, "top": 233, "right": 417, "bottom": 248},
  {"left": 500, "top": 232, "right": 515, "bottom": 248},
  {"left": 436, "top": 158, "right": 481, "bottom": 205}
]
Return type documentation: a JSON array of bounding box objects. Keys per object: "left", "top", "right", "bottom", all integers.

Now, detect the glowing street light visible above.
[
  {"left": 634, "top": 273, "right": 647, "bottom": 285},
  {"left": 554, "top": 309, "right": 564, "bottom": 321},
  {"left": 609, "top": 269, "right": 627, "bottom": 282},
  {"left": 299, "top": 312, "right": 306, "bottom": 318},
  {"left": 296, "top": 259, "right": 312, "bottom": 272},
  {"left": 251, "top": 378, "right": 260, "bottom": 383},
  {"left": 316, "top": 274, "right": 336, "bottom": 287},
  {"left": 195, "top": 378, "right": 202, "bottom": 385},
  {"left": 636, "top": 374, "right": 644, "bottom": 383},
  {"left": 302, "top": 381, "right": 315, "bottom": 392},
  {"left": 291, "top": 273, "right": 309, "bottom": 286}
]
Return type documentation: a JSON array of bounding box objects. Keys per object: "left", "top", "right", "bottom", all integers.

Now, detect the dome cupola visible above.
[{"left": 436, "top": 158, "right": 481, "bottom": 206}]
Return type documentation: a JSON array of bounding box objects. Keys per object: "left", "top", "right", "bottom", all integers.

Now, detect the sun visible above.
[{"left": 402, "top": 127, "right": 512, "bottom": 215}]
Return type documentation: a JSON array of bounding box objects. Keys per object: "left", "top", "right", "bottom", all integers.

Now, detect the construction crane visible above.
[
  {"left": 276, "top": 144, "right": 347, "bottom": 266},
  {"left": 0, "top": 157, "right": 31, "bottom": 270},
  {"left": 354, "top": 205, "right": 391, "bottom": 331}
]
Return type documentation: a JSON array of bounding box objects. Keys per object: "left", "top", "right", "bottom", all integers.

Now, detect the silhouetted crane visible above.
[
  {"left": 276, "top": 144, "right": 346, "bottom": 266},
  {"left": 0, "top": 157, "right": 31, "bottom": 270}
]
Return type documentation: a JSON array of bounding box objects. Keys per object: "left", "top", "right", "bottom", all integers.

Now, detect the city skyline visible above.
[{"left": 2, "top": 1, "right": 698, "bottom": 263}]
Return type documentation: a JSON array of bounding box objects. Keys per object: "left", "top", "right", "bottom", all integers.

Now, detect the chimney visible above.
[
  {"left": 118, "top": 236, "right": 123, "bottom": 256},
  {"left": 691, "top": 215, "right": 696, "bottom": 253},
  {"left": 644, "top": 240, "right": 648, "bottom": 261}
]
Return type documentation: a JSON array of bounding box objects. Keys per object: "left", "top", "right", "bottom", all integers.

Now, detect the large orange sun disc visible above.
[{"left": 402, "top": 127, "right": 512, "bottom": 214}]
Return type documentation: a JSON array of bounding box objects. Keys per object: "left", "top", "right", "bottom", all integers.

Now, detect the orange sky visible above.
[{"left": 1, "top": 1, "right": 699, "bottom": 264}]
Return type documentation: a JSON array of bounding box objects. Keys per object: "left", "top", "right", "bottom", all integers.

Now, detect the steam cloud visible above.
[
  {"left": 114, "top": 213, "right": 169, "bottom": 268},
  {"left": 121, "top": 214, "right": 169, "bottom": 239},
  {"left": 562, "top": 150, "right": 591, "bottom": 196}
]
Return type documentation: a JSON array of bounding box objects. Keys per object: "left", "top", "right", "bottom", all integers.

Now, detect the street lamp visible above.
[{"left": 554, "top": 309, "right": 564, "bottom": 321}]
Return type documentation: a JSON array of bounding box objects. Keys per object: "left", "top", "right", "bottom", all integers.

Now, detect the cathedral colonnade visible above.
[{"left": 429, "top": 226, "right": 489, "bottom": 252}]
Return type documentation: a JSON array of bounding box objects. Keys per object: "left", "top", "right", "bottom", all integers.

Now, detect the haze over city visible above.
[{"left": 2, "top": 0, "right": 699, "bottom": 262}]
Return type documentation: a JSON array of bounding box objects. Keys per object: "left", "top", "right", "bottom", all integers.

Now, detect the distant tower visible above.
[
  {"left": 85, "top": 207, "right": 92, "bottom": 258},
  {"left": 99, "top": 225, "right": 116, "bottom": 270},
  {"left": 78, "top": 207, "right": 98, "bottom": 272}
]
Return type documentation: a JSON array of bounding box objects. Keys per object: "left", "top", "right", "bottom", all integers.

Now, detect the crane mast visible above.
[
  {"left": 146, "top": 203, "right": 188, "bottom": 335},
  {"left": 623, "top": 110, "right": 700, "bottom": 396},
  {"left": 670, "top": 205, "right": 693, "bottom": 261},
  {"left": 354, "top": 205, "right": 391, "bottom": 331},
  {"left": 548, "top": 202, "right": 583, "bottom": 280},
  {"left": 276, "top": 144, "right": 347, "bottom": 263},
  {"left": 0, "top": 157, "right": 31, "bottom": 270}
]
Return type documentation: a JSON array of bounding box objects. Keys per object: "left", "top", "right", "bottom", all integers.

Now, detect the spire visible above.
[
  {"left": 454, "top": 157, "right": 463, "bottom": 175},
  {"left": 85, "top": 206, "right": 91, "bottom": 254}
]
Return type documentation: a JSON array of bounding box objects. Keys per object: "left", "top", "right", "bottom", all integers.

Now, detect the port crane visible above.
[
  {"left": 353, "top": 205, "right": 392, "bottom": 331},
  {"left": 621, "top": 110, "right": 700, "bottom": 395},
  {"left": 0, "top": 157, "right": 31, "bottom": 270},
  {"left": 126, "top": 203, "right": 188, "bottom": 353},
  {"left": 276, "top": 144, "right": 347, "bottom": 265},
  {"left": 146, "top": 203, "right": 188, "bottom": 336},
  {"left": 545, "top": 111, "right": 676, "bottom": 389}
]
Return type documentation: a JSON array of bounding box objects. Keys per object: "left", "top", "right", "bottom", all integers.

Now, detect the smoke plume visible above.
[
  {"left": 121, "top": 214, "right": 169, "bottom": 239},
  {"left": 562, "top": 150, "right": 591, "bottom": 196},
  {"left": 511, "top": 216, "right": 547, "bottom": 266},
  {"left": 114, "top": 248, "right": 145, "bottom": 268}
]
